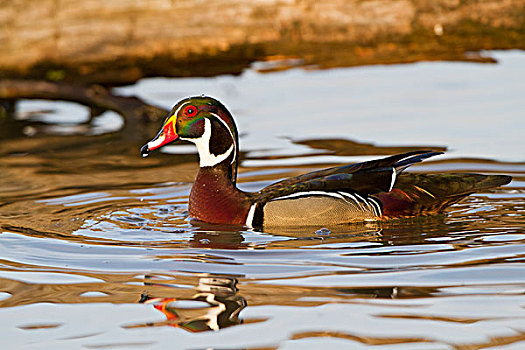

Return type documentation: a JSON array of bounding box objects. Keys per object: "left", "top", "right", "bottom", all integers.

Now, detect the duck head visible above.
[{"left": 141, "top": 96, "right": 239, "bottom": 180}]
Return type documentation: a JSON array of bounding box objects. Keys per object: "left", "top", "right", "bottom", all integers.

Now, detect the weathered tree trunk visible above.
[{"left": 1, "top": 0, "right": 524, "bottom": 84}]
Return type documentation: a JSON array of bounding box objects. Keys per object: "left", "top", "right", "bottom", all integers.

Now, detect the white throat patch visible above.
[{"left": 181, "top": 118, "right": 234, "bottom": 167}]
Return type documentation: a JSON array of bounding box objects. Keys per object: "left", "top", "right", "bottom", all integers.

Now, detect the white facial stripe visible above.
[
  {"left": 245, "top": 203, "right": 257, "bottom": 227},
  {"left": 181, "top": 118, "right": 233, "bottom": 167},
  {"left": 147, "top": 133, "right": 166, "bottom": 150},
  {"left": 210, "top": 112, "right": 237, "bottom": 165},
  {"left": 173, "top": 101, "right": 191, "bottom": 119}
]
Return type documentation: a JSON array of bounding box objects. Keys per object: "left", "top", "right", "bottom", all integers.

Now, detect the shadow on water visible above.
[{"left": 0, "top": 53, "right": 524, "bottom": 348}]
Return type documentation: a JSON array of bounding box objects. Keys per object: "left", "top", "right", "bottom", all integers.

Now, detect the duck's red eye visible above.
[{"left": 183, "top": 105, "right": 198, "bottom": 117}]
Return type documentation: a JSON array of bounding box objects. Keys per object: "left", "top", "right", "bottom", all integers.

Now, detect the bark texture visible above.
[{"left": 1, "top": 0, "right": 524, "bottom": 84}]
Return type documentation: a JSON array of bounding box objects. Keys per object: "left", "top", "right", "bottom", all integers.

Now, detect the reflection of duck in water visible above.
[
  {"left": 141, "top": 96, "right": 511, "bottom": 228},
  {"left": 140, "top": 277, "right": 245, "bottom": 332}
]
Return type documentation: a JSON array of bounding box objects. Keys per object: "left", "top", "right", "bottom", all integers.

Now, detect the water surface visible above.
[{"left": 0, "top": 51, "right": 524, "bottom": 349}]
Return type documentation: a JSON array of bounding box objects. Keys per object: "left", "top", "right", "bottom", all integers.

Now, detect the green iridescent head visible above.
[{"left": 141, "top": 96, "right": 240, "bottom": 178}]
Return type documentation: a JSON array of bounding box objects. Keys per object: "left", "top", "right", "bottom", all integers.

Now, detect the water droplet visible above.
[
  {"left": 199, "top": 239, "right": 211, "bottom": 244},
  {"left": 315, "top": 228, "right": 331, "bottom": 236}
]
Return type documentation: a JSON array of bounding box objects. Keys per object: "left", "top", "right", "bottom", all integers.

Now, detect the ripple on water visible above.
[{"left": 0, "top": 51, "right": 524, "bottom": 349}]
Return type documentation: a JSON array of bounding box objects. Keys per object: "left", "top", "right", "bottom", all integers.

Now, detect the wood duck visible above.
[{"left": 141, "top": 96, "right": 511, "bottom": 228}]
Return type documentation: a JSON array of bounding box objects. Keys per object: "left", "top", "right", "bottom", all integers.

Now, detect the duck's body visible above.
[{"left": 141, "top": 96, "right": 511, "bottom": 228}]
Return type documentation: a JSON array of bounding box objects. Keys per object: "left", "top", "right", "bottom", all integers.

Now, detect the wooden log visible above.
[{"left": 0, "top": 0, "right": 524, "bottom": 84}]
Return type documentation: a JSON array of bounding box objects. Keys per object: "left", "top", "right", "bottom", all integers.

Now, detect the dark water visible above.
[{"left": 0, "top": 51, "right": 524, "bottom": 349}]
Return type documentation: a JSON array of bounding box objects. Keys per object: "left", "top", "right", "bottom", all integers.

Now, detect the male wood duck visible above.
[{"left": 141, "top": 96, "right": 511, "bottom": 228}]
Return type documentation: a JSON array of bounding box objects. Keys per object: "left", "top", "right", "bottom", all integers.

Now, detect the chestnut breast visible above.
[{"left": 188, "top": 170, "right": 250, "bottom": 225}]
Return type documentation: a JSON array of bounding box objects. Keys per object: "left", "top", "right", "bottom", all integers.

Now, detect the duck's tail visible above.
[{"left": 374, "top": 173, "right": 512, "bottom": 218}]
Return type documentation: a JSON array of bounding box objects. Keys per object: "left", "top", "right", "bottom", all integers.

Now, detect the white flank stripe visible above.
[
  {"left": 272, "top": 191, "right": 345, "bottom": 201},
  {"left": 353, "top": 192, "right": 378, "bottom": 213},
  {"left": 245, "top": 203, "right": 257, "bottom": 227},
  {"left": 339, "top": 191, "right": 382, "bottom": 217},
  {"left": 352, "top": 192, "right": 373, "bottom": 211},
  {"left": 271, "top": 189, "right": 383, "bottom": 217},
  {"left": 339, "top": 191, "right": 368, "bottom": 212},
  {"left": 352, "top": 192, "right": 367, "bottom": 204},
  {"left": 368, "top": 197, "right": 382, "bottom": 216},
  {"left": 181, "top": 118, "right": 233, "bottom": 167},
  {"left": 338, "top": 191, "right": 360, "bottom": 205}
]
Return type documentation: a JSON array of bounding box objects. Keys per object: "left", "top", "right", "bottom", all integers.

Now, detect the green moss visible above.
[{"left": 45, "top": 69, "right": 66, "bottom": 81}]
